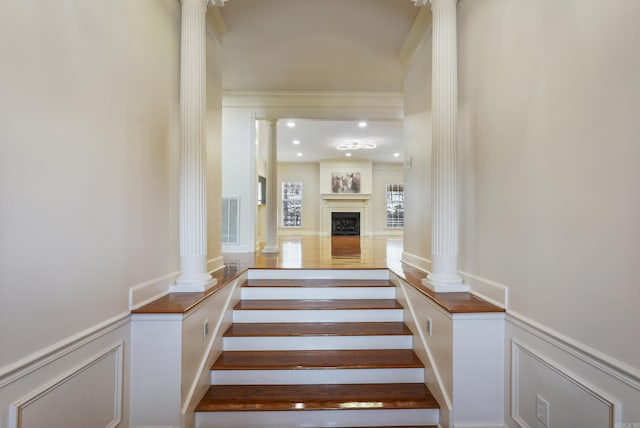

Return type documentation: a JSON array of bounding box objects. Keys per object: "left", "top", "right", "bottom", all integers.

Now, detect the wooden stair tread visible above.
[
  {"left": 195, "top": 383, "right": 438, "bottom": 412},
  {"left": 212, "top": 349, "right": 423, "bottom": 370},
  {"left": 234, "top": 299, "right": 402, "bottom": 310},
  {"left": 224, "top": 322, "right": 412, "bottom": 337},
  {"left": 243, "top": 279, "right": 394, "bottom": 288}
]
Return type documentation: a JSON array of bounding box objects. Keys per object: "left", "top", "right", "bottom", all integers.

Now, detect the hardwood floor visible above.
[
  {"left": 223, "top": 322, "right": 412, "bottom": 337},
  {"left": 133, "top": 235, "right": 504, "bottom": 315},
  {"left": 212, "top": 349, "right": 424, "bottom": 370},
  {"left": 223, "top": 236, "right": 403, "bottom": 271},
  {"left": 195, "top": 383, "right": 438, "bottom": 412}
]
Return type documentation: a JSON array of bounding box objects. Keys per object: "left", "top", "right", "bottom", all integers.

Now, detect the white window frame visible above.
[
  {"left": 385, "top": 183, "right": 404, "bottom": 229},
  {"left": 281, "top": 181, "right": 303, "bottom": 228}
]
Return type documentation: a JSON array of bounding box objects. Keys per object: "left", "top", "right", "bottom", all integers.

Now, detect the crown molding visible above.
[
  {"left": 210, "top": 0, "right": 229, "bottom": 6},
  {"left": 412, "top": 0, "right": 430, "bottom": 5},
  {"left": 206, "top": 4, "right": 228, "bottom": 41},
  {"left": 398, "top": 6, "right": 432, "bottom": 70}
]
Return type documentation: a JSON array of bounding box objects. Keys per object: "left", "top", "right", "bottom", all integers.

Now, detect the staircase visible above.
[{"left": 195, "top": 275, "right": 440, "bottom": 428}]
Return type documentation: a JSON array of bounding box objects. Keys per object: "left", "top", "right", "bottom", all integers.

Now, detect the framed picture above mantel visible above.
[{"left": 331, "top": 172, "right": 361, "bottom": 194}]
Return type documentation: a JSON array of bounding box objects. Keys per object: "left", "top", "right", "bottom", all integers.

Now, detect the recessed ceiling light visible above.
[
  {"left": 393, "top": 152, "right": 400, "bottom": 157},
  {"left": 292, "top": 140, "right": 301, "bottom": 145},
  {"left": 296, "top": 152, "right": 303, "bottom": 157},
  {"left": 345, "top": 153, "right": 352, "bottom": 157},
  {"left": 358, "top": 121, "right": 367, "bottom": 128},
  {"left": 287, "top": 121, "right": 296, "bottom": 128}
]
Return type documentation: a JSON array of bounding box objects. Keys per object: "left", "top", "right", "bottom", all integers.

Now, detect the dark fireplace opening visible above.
[{"left": 331, "top": 212, "right": 360, "bottom": 236}]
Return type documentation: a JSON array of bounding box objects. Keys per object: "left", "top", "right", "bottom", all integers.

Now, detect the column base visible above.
[
  {"left": 262, "top": 246, "right": 280, "bottom": 254},
  {"left": 170, "top": 274, "right": 217, "bottom": 293},
  {"left": 422, "top": 274, "right": 470, "bottom": 293}
]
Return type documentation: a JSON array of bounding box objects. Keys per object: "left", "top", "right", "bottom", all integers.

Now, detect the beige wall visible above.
[
  {"left": 403, "top": 28, "right": 433, "bottom": 262},
  {"left": 457, "top": 0, "right": 640, "bottom": 368},
  {"left": 404, "top": 0, "right": 640, "bottom": 368},
  {"left": 206, "top": 27, "right": 224, "bottom": 266},
  {"left": 0, "top": 0, "right": 182, "bottom": 368},
  {"left": 403, "top": 2, "right": 640, "bottom": 423}
]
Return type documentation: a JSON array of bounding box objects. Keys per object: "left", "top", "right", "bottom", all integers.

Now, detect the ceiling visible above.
[
  {"left": 277, "top": 118, "right": 403, "bottom": 164},
  {"left": 220, "top": 0, "right": 418, "bottom": 163},
  {"left": 220, "top": 0, "right": 419, "bottom": 92}
]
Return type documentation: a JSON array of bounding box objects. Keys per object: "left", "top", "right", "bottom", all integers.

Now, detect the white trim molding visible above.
[
  {"left": 9, "top": 342, "right": 124, "bottom": 428},
  {"left": 401, "top": 251, "right": 432, "bottom": 272},
  {"left": 508, "top": 311, "right": 640, "bottom": 391},
  {"left": 207, "top": 255, "right": 225, "bottom": 274},
  {"left": 129, "top": 271, "right": 176, "bottom": 311},
  {"left": 222, "top": 90, "right": 404, "bottom": 121},
  {"left": 398, "top": 5, "right": 432, "bottom": 69},
  {"left": 511, "top": 339, "right": 621, "bottom": 428},
  {"left": 400, "top": 252, "right": 507, "bottom": 308},
  {"left": 0, "top": 312, "right": 130, "bottom": 388},
  {"left": 460, "top": 271, "right": 507, "bottom": 309}
]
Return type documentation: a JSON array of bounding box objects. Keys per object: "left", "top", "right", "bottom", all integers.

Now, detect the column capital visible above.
[
  {"left": 428, "top": 0, "right": 458, "bottom": 5},
  {"left": 180, "top": 0, "right": 229, "bottom": 6},
  {"left": 259, "top": 117, "right": 279, "bottom": 124},
  {"left": 181, "top": 0, "right": 209, "bottom": 7}
]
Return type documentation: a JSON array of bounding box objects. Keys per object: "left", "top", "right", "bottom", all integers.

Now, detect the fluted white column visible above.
[
  {"left": 422, "top": 0, "right": 469, "bottom": 292},
  {"left": 172, "top": 0, "right": 215, "bottom": 292},
  {"left": 262, "top": 118, "right": 280, "bottom": 254}
]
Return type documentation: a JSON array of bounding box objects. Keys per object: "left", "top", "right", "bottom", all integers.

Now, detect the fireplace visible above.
[{"left": 331, "top": 212, "right": 360, "bottom": 236}]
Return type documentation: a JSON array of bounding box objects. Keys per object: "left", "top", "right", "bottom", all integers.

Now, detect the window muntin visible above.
[
  {"left": 282, "top": 181, "right": 303, "bottom": 227},
  {"left": 386, "top": 183, "right": 404, "bottom": 228}
]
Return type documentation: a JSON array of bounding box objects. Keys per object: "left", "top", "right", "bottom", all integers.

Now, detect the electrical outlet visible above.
[
  {"left": 203, "top": 319, "right": 209, "bottom": 341},
  {"left": 536, "top": 393, "right": 550, "bottom": 427},
  {"left": 426, "top": 317, "right": 433, "bottom": 336}
]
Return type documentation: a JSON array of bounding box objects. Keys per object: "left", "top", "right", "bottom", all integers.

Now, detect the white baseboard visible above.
[
  {"left": 400, "top": 251, "right": 508, "bottom": 308},
  {"left": 460, "top": 271, "right": 507, "bottom": 309},
  {"left": 372, "top": 231, "right": 404, "bottom": 236},
  {"left": 222, "top": 244, "right": 254, "bottom": 253},
  {"left": 129, "top": 258, "right": 226, "bottom": 311},
  {"left": 207, "top": 255, "right": 225, "bottom": 273},
  {"left": 277, "top": 230, "right": 321, "bottom": 236},
  {"left": 129, "top": 271, "right": 177, "bottom": 310},
  {"left": 401, "top": 251, "right": 432, "bottom": 272}
]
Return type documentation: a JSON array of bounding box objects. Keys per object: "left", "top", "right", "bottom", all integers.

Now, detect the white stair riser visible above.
[
  {"left": 240, "top": 287, "right": 396, "bottom": 300},
  {"left": 195, "top": 408, "right": 439, "bottom": 428},
  {"left": 247, "top": 269, "right": 390, "bottom": 280},
  {"left": 223, "top": 335, "right": 412, "bottom": 351},
  {"left": 211, "top": 368, "right": 424, "bottom": 385},
  {"left": 233, "top": 309, "right": 403, "bottom": 323}
]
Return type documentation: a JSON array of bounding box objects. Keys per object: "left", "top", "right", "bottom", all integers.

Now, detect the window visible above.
[
  {"left": 386, "top": 183, "right": 404, "bottom": 228},
  {"left": 282, "top": 181, "right": 302, "bottom": 227}
]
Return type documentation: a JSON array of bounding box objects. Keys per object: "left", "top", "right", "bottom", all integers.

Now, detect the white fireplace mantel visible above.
[{"left": 321, "top": 193, "right": 372, "bottom": 236}]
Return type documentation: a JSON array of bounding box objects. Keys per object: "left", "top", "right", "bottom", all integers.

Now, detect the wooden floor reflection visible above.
[{"left": 222, "top": 235, "right": 404, "bottom": 271}]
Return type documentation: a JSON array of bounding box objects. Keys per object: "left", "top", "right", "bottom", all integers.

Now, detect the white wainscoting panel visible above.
[
  {"left": 506, "top": 313, "right": 640, "bottom": 428},
  {"left": 512, "top": 339, "right": 618, "bottom": 428},
  {"left": 10, "top": 342, "right": 123, "bottom": 428}
]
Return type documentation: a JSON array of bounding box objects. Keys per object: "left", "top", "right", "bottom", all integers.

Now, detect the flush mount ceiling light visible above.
[
  {"left": 336, "top": 140, "right": 377, "bottom": 151},
  {"left": 393, "top": 152, "right": 400, "bottom": 157},
  {"left": 296, "top": 152, "right": 303, "bottom": 157},
  {"left": 358, "top": 121, "right": 367, "bottom": 128},
  {"left": 286, "top": 121, "right": 296, "bottom": 128},
  {"left": 345, "top": 153, "right": 352, "bottom": 157},
  {"left": 292, "top": 140, "right": 301, "bottom": 145}
]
